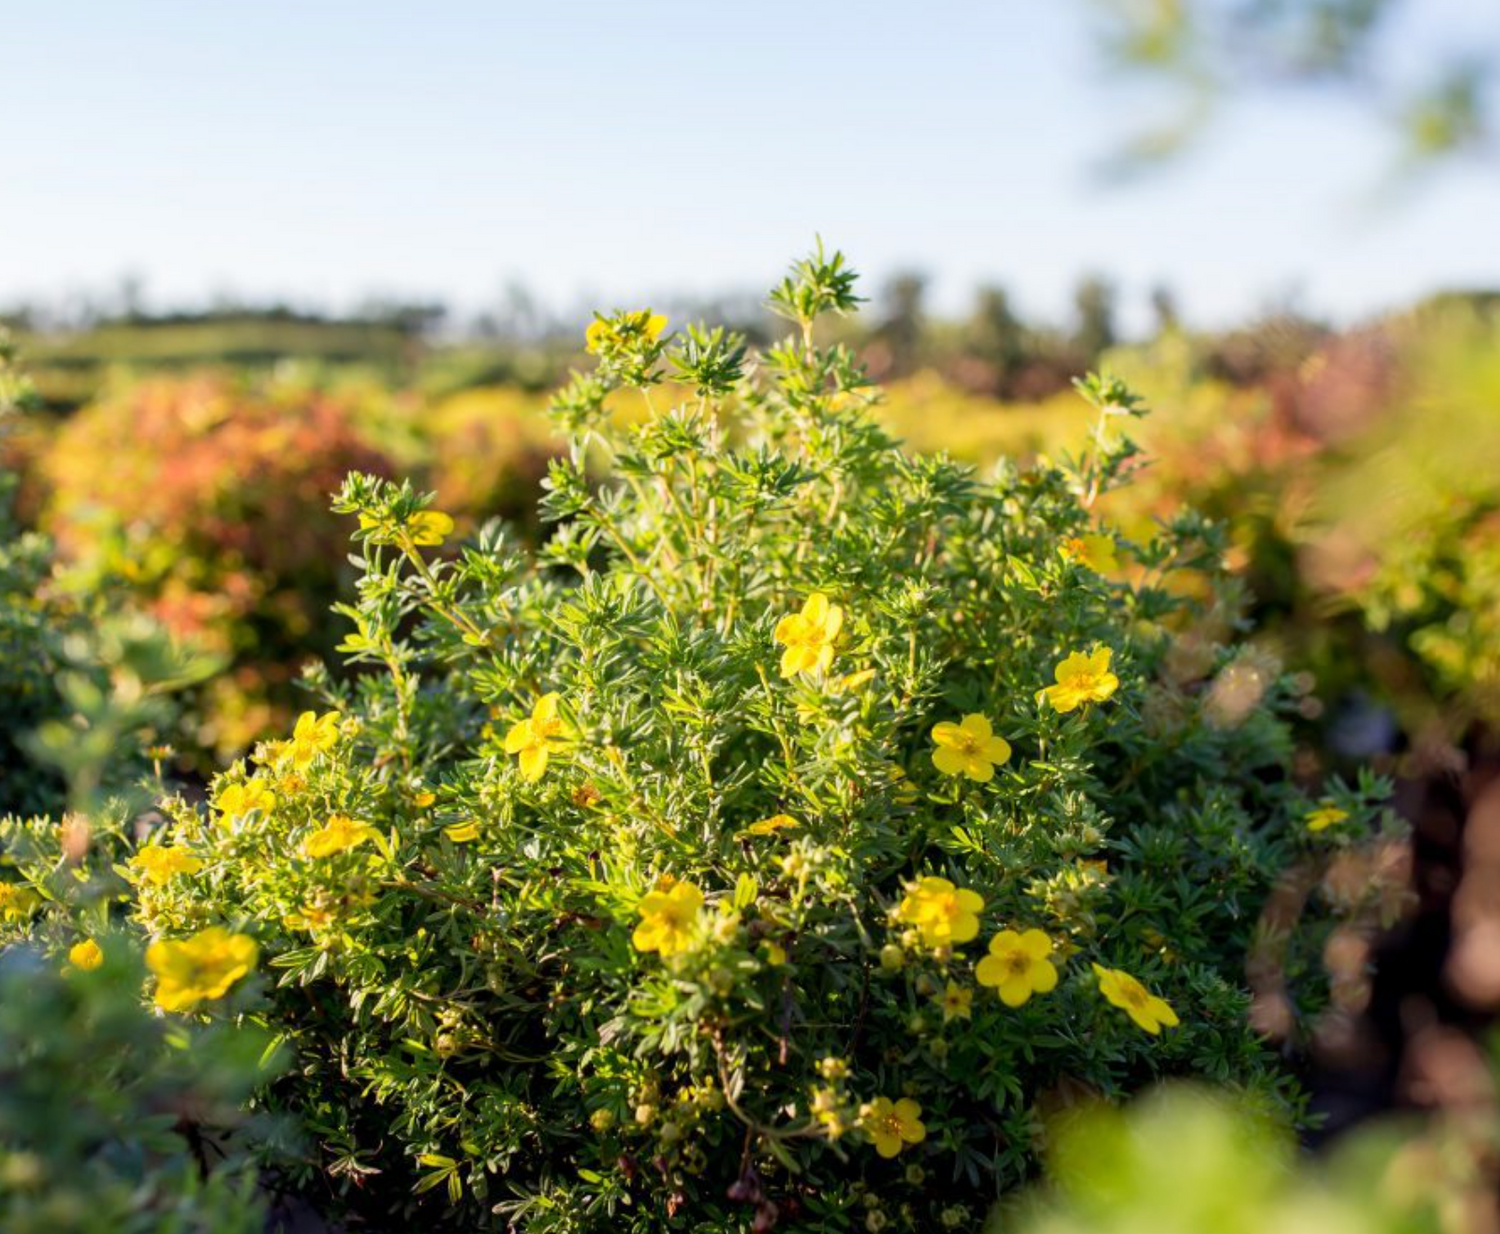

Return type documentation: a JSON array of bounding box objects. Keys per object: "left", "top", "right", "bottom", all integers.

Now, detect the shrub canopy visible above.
[{"left": 125, "top": 248, "right": 1388, "bottom": 1232}]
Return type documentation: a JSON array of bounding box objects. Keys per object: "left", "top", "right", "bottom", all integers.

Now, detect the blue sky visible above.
[{"left": 3, "top": 0, "right": 1497, "bottom": 331}]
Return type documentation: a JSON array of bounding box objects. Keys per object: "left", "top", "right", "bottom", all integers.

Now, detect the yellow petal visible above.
[
  {"left": 963, "top": 755, "right": 995, "bottom": 783},
  {"left": 930, "top": 721, "right": 965, "bottom": 748},
  {"left": 959, "top": 714, "right": 992, "bottom": 741},
  {"left": 998, "top": 976, "right": 1033, "bottom": 1007},
  {"left": 1030, "top": 958, "right": 1059, "bottom": 994},
  {"left": 519, "top": 745, "right": 549, "bottom": 781},
  {"left": 983, "top": 735, "right": 1012, "bottom": 764}
]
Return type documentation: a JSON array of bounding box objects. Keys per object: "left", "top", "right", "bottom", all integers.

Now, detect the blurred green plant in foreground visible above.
[{"left": 1002, "top": 1083, "right": 1497, "bottom": 1234}]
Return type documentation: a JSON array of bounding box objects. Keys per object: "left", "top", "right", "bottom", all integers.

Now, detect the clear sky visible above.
[{"left": 3, "top": 0, "right": 1497, "bottom": 331}]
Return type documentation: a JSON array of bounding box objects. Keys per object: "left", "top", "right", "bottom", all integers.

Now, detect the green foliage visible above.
[{"left": 130, "top": 248, "right": 1389, "bottom": 1232}]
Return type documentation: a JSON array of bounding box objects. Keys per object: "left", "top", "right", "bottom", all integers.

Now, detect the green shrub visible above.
[{"left": 135, "top": 248, "right": 1391, "bottom": 1232}]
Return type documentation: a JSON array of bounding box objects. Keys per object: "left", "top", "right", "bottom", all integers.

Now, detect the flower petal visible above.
[
  {"left": 959, "top": 714, "right": 992, "bottom": 741},
  {"left": 519, "top": 745, "right": 549, "bottom": 781},
  {"left": 963, "top": 756, "right": 995, "bottom": 783},
  {"left": 998, "top": 977, "right": 1033, "bottom": 1007},
  {"left": 930, "top": 722, "right": 965, "bottom": 748},
  {"left": 983, "top": 736, "right": 1012, "bottom": 764},
  {"left": 932, "top": 746, "right": 968, "bottom": 776},
  {"left": 1030, "top": 958, "right": 1059, "bottom": 994},
  {"left": 1019, "top": 929, "right": 1052, "bottom": 959}
]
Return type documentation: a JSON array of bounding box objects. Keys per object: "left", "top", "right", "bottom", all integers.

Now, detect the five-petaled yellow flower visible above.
[
  {"left": 938, "top": 981, "right": 973, "bottom": 1022},
  {"left": 1306, "top": 803, "right": 1349, "bottom": 832},
  {"left": 1061, "top": 533, "right": 1119, "bottom": 574},
  {"left": 585, "top": 310, "right": 668, "bottom": 355},
  {"left": 359, "top": 509, "right": 455, "bottom": 548},
  {"left": 745, "top": 813, "right": 799, "bottom": 837},
  {"left": 1093, "top": 963, "right": 1180, "bottom": 1035},
  {"left": 896, "top": 876, "right": 984, "bottom": 948},
  {"left": 216, "top": 777, "right": 277, "bottom": 823},
  {"left": 1039, "top": 647, "right": 1120, "bottom": 713},
  {"left": 68, "top": 939, "right": 104, "bottom": 970},
  {"left": 774, "top": 593, "right": 844, "bottom": 678},
  {"left": 303, "top": 815, "right": 380, "bottom": 859},
  {"left": 632, "top": 879, "right": 705, "bottom": 957},
  {"left": 0, "top": 883, "right": 41, "bottom": 921},
  {"left": 146, "top": 927, "right": 259, "bottom": 1013},
  {"left": 129, "top": 843, "right": 204, "bottom": 887},
  {"left": 976, "top": 929, "right": 1059, "bottom": 1007},
  {"left": 288, "top": 711, "right": 341, "bottom": 771},
  {"left": 859, "top": 1097, "right": 926, "bottom": 1159},
  {"left": 930, "top": 714, "right": 1012, "bottom": 782},
  {"left": 504, "top": 693, "right": 568, "bottom": 782}
]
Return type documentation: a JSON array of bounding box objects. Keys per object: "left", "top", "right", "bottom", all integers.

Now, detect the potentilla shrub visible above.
[{"left": 139, "top": 248, "right": 1391, "bottom": 1233}]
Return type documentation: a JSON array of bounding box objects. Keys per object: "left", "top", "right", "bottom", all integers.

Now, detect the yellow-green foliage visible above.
[
  {"left": 1305, "top": 304, "right": 1500, "bottom": 731},
  {"left": 1004, "top": 1085, "right": 1464, "bottom": 1234}
]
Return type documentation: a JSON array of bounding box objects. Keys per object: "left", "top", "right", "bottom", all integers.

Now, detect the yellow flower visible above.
[
  {"left": 215, "top": 777, "right": 277, "bottom": 823},
  {"left": 359, "top": 509, "right": 455, "bottom": 547},
  {"left": 895, "top": 876, "right": 984, "bottom": 948},
  {"left": 975, "top": 929, "right": 1059, "bottom": 1007},
  {"left": 774, "top": 593, "right": 843, "bottom": 678},
  {"left": 504, "top": 692, "right": 568, "bottom": 782},
  {"left": 1061, "top": 533, "right": 1120, "bottom": 574},
  {"left": 129, "top": 844, "right": 204, "bottom": 887},
  {"left": 585, "top": 310, "right": 668, "bottom": 355},
  {"left": 407, "top": 510, "right": 455, "bottom": 546},
  {"left": 1039, "top": 647, "right": 1120, "bottom": 713},
  {"left": 632, "top": 879, "right": 705, "bottom": 957},
  {"left": 413, "top": 790, "right": 436, "bottom": 809},
  {"left": 1093, "top": 963, "right": 1179, "bottom": 1035},
  {"left": 288, "top": 710, "right": 341, "bottom": 771},
  {"left": 938, "top": 981, "right": 973, "bottom": 1022},
  {"left": 818, "top": 1056, "right": 850, "bottom": 1081},
  {"left": 1307, "top": 803, "right": 1349, "bottom": 832},
  {"left": 146, "top": 927, "right": 259, "bottom": 1013},
  {"left": 253, "top": 738, "right": 292, "bottom": 766},
  {"left": 763, "top": 941, "right": 788, "bottom": 967},
  {"left": 745, "top": 813, "right": 799, "bottom": 837},
  {"left": 0, "top": 883, "right": 41, "bottom": 921},
  {"left": 283, "top": 903, "right": 335, "bottom": 933},
  {"left": 68, "top": 938, "right": 104, "bottom": 970},
  {"left": 303, "top": 815, "right": 379, "bottom": 859},
  {"left": 859, "top": 1096, "right": 926, "bottom": 1159},
  {"left": 929, "top": 714, "right": 1011, "bottom": 783},
  {"left": 810, "top": 1087, "right": 844, "bottom": 1135},
  {"left": 444, "top": 820, "right": 481, "bottom": 843}
]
